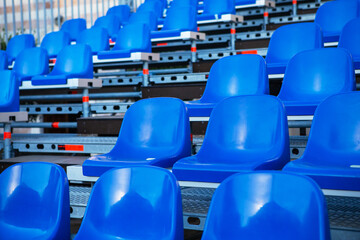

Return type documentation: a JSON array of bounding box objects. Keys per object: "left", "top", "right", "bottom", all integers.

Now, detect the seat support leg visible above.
[
  {"left": 292, "top": 0, "right": 297, "bottom": 16},
  {"left": 191, "top": 40, "right": 197, "bottom": 63},
  {"left": 143, "top": 61, "right": 149, "bottom": 87},
  {"left": 82, "top": 88, "right": 90, "bottom": 118},
  {"left": 3, "top": 123, "right": 11, "bottom": 159},
  {"left": 230, "top": 22, "right": 236, "bottom": 51},
  {"left": 263, "top": 7, "right": 269, "bottom": 31}
]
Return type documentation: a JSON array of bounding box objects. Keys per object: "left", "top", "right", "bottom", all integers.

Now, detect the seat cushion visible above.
[
  {"left": 185, "top": 101, "right": 216, "bottom": 117},
  {"left": 31, "top": 74, "right": 68, "bottom": 85},
  {"left": 151, "top": 29, "right": 182, "bottom": 39},
  {"left": 97, "top": 50, "right": 132, "bottom": 59}
]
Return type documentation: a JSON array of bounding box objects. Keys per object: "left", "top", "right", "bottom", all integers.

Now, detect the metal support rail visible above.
[
  {"left": 0, "top": 122, "right": 77, "bottom": 128},
  {"left": 20, "top": 92, "right": 142, "bottom": 101}
]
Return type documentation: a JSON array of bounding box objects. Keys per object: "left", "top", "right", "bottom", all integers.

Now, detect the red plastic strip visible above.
[
  {"left": 263, "top": 12, "right": 269, "bottom": 17},
  {"left": 49, "top": 59, "right": 57, "bottom": 64},
  {"left": 237, "top": 50, "right": 258, "bottom": 55},
  {"left": 292, "top": 0, "right": 297, "bottom": 4},
  {"left": 156, "top": 43, "right": 168, "bottom": 46},
  {"left": 82, "top": 96, "right": 89, "bottom": 103},
  {"left": 52, "top": 122, "right": 60, "bottom": 128},
  {"left": 191, "top": 47, "right": 197, "bottom": 52},
  {"left": 58, "top": 145, "right": 84, "bottom": 151},
  {"left": 143, "top": 69, "right": 149, "bottom": 75},
  {"left": 3, "top": 132, "right": 11, "bottom": 139},
  {"left": 230, "top": 28, "right": 236, "bottom": 34}
]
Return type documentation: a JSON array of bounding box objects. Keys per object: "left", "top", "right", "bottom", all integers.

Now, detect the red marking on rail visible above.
[
  {"left": 237, "top": 50, "right": 258, "bottom": 55},
  {"left": 143, "top": 69, "right": 149, "bottom": 75},
  {"left": 157, "top": 42, "right": 168, "bottom": 46},
  {"left": 292, "top": 0, "right": 297, "bottom": 4},
  {"left": 191, "top": 47, "right": 197, "bottom": 52},
  {"left": 230, "top": 28, "right": 236, "bottom": 34},
  {"left": 109, "top": 39, "right": 115, "bottom": 44},
  {"left": 52, "top": 122, "right": 59, "bottom": 128},
  {"left": 264, "top": 12, "right": 269, "bottom": 17},
  {"left": 58, "top": 145, "right": 84, "bottom": 151},
  {"left": 3, "top": 132, "right": 11, "bottom": 139},
  {"left": 82, "top": 96, "right": 89, "bottom": 102},
  {"left": 49, "top": 59, "right": 56, "bottom": 64}
]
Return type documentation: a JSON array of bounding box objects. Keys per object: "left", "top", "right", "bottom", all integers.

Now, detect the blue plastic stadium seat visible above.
[
  {"left": 0, "top": 51, "right": 8, "bottom": 70},
  {"left": 106, "top": 5, "right": 131, "bottom": 23},
  {"left": 128, "top": 11, "right": 158, "bottom": 31},
  {"left": 0, "top": 70, "right": 19, "bottom": 112},
  {"left": 186, "top": 54, "right": 269, "bottom": 117},
  {"left": 78, "top": 28, "right": 110, "bottom": 55},
  {"left": 93, "top": 15, "right": 121, "bottom": 40},
  {"left": 171, "top": 0, "right": 198, "bottom": 8},
  {"left": 201, "top": 172, "right": 330, "bottom": 240},
  {"left": 198, "top": 0, "right": 236, "bottom": 21},
  {"left": 0, "top": 162, "right": 70, "bottom": 240},
  {"left": 277, "top": 48, "right": 355, "bottom": 116},
  {"left": 151, "top": 6, "right": 197, "bottom": 39},
  {"left": 137, "top": 0, "right": 164, "bottom": 19},
  {"left": 315, "top": 0, "right": 358, "bottom": 42},
  {"left": 265, "top": 23, "right": 323, "bottom": 74},
  {"left": 82, "top": 98, "right": 191, "bottom": 177},
  {"left": 60, "top": 18, "right": 87, "bottom": 41},
  {"left": 284, "top": 92, "right": 360, "bottom": 191},
  {"left": 97, "top": 23, "right": 152, "bottom": 59},
  {"left": 6, "top": 34, "right": 35, "bottom": 63},
  {"left": 338, "top": 18, "right": 360, "bottom": 69},
  {"left": 31, "top": 44, "right": 93, "bottom": 85},
  {"left": 74, "top": 166, "right": 183, "bottom": 240},
  {"left": 173, "top": 95, "right": 289, "bottom": 183},
  {"left": 13, "top": 48, "right": 49, "bottom": 83},
  {"left": 40, "top": 31, "right": 71, "bottom": 58},
  {"left": 236, "top": 0, "right": 256, "bottom": 5}
]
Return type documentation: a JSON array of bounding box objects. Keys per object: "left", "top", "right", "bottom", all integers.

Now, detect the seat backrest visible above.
[
  {"left": 300, "top": 92, "right": 360, "bottom": 166},
  {"left": 198, "top": 95, "right": 289, "bottom": 165},
  {"left": 315, "top": 0, "right": 358, "bottom": 42},
  {"left": 78, "top": 28, "right": 110, "bottom": 54},
  {"left": 13, "top": 47, "right": 49, "bottom": 81},
  {"left": 137, "top": 1, "right": 163, "bottom": 19},
  {"left": 338, "top": 18, "right": 360, "bottom": 63},
  {"left": 74, "top": 166, "right": 183, "bottom": 240},
  {"left": 202, "top": 0, "right": 236, "bottom": 15},
  {"left": 110, "top": 97, "right": 191, "bottom": 160},
  {"left": 278, "top": 48, "right": 355, "bottom": 102},
  {"left": 162, "top": 6, "right": 197, "bottom": 32},
  {"left": 40, "top": 31, "right": 71, "bottom": 58},
  {"left": 171, "top": 0, "right": 198, "bottom": 8},
  {"left": 202, "top": 172, "right": 330, "bottom": 240},
  {"left": 0, "top": 51, "right": 8, "bottom": 70},
  {"left": 200, "top": 54, "right": 269, "bottom": 103},
  {"left": 0, "top": 162, "right": 70, "bottom": 240},
  {"left": 106, "top": 5, "right": 131, "bottom": 22},
  {"left": 0, "top": 70, "right": 19, "bottom": 112},
  {"left": 113, "top": 23, "right": 152, "bottom": 53},
  {"left": 6, "top": 34, "right": 35, "bottom": 62},
  {"left": 50, "top": 44, "right": 93, "bottom": 79},
  {"left": 60, "top": 18, "right": 87, "bottom": 41},
  {"left": 128, "top": 11, "right": 158, "bottom": 31},
  {"left": 265, "top": 23, "right": 323, "bottom": 70},
  {"left": 93, "top": 15, "right": 121, "bottom": 38}
]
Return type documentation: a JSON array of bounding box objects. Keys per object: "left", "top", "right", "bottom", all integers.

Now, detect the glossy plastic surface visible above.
[
  {"left": 128, "top": 11, "right": 158, "bottom": 31},
  {"left": 106, "top": 5, "right": 131, "bottom": 23},
  {"left": 171, "top": 0, "right": 198, "bottom": 8},
  {"left": 236, "top": 0, "right": 256, "bottom": 5},
  {"left": 75, "top": 166, "right": 183, "bottom": 240},
  {"left": 60, "top": 18, "right": 87, "bottom": 41},
  {"left": 0, "top": 162, "right": 70, "bottom": 240},
  {"left": 173, "top": 95, "right": 289, "bottom": 183},
  {"left": 93, "top": 15, "right": 121, "bottom": 39},
  {"left": 97, "top": 23, "right": 152, "bottom": 59},
  {"left": 278, "top": 48, "right": 355, "bottom": 115},
  {"left": 83, "top": 98, "right": 191, "bottom": 176},
  {"left": 265, "top": 22, "right": 323, "bottom": 74},
  {"left": 151, "top": 6, "right": 197, "bottom": 39},
  {"left": 13, "top": 47, "right": 49, "bottom": 82},
  {"left": 137, "top": 0, "right": 163, "bottom": 19},
  {"left": 198, "top": 0, "right": 236, "bottom": 21},
  {"left": 6, "top": 34, "right": 35, "bottom": 62},
  {"left": 284, "top": 92, "right": 360, "bottom": 191},
  {"left": 40, "top": 31, "right": 71, "bottom": 58},
  {"left": 338, "top": 18, "right": 360, "bottom": 69},
  {"left": 0, "top": 51, "right": 8, "bottom": 69},
  {"left": 0, "top": 70, "right": 19, "bottom": 112},
  {"left": 186, "top": 54, "right": 269, "bottom": 117},
  {"left": 315, "top": 0, "right": 358, "bottom": 42},
  {"left": 78, "top": 28, "right": 110, "bottom": 54},
  {"left": 202, "top": 172, "right": 330, "bottom": 240},
  {"left": 31, "top": 44, "right": 93, "bottom": 85}
]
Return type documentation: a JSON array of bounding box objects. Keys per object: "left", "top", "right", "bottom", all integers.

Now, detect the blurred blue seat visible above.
[
  {"left": 97, "top": 23, "right": 152, "bottom": 59},
  {"left": 78, "top": 28, "right": 110, "bottom": 55},
  {"left": 277, "top": 48, "right": 355, "bottom": 115},
  {"left": 106, "top": 5, "right": 131, "bottom": 23},
  {"left": 266, "top": 23, "right": 323, "bottom": 74},
  {"left": 6, "top": 34, "right": 35, "bottom": 63},
  {"left": 235, "top": 0, "right": 256, "bottom": 5},
  {"left": 0, "top": 70, "right": 19, "bottom": 112},
  {"left": 93, "top": 15, "right": 121, "bottom": 40},
  {"left": 40, "top": 31, "right": 71, "bottom": 59},
  {"left": 128, "top": 11, "right": 158, "bottom": 31},
  {"left": 173, "top": 95, "right": 289, "bottom": 183},
  {"left": 315, "top": 0, "right": 358, "bottom": 42},
  {"left": 338, "top": 18, "right": 360, "bottom": 69},
  {"left": 31, "top": 44, "right": 93, "bottom": 85},
  {"left": 151, "top": 6, "right": 197, "bottom": 39},
  {"left": 60, "top": 18, "right": 86, "bottom": 41},
  {"left": 198, "top": 0, "right": 236, "bottom": 21},
  {"left": 284, "top": 92, "right": 360, "bottom": 191},
  {"left": 201, "top": 172, "right": 330, "bottom": 240},
  {"left": 137, "top": 0, "right": 164, "bottom": 19},
  {"left": 13, "top": 48, "right": 49, "bottom": 83},
  {"left": 186, "top": 54, "right": 269, "bottom": 117},
  {"left": 0, "top": 51, "right": 8, "bottom": 70},
  {"left": 0, "top": 162, "right": 70, "bottom": 240},
  {"left": 83, "top": 98, "right": 191, "bottom": 177},
  {"left": 171, "top": 0, "right": 198, "bottom": 8},
  {"left": 74, "top": 166, "right": 183, "bottom": 240}
]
